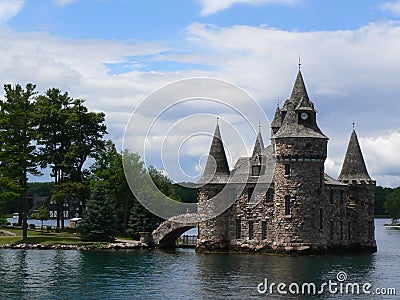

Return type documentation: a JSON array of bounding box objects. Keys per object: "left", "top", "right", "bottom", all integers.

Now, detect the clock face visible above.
[{"left": 300, "top": 112, "right": 309, "bottom": 120}]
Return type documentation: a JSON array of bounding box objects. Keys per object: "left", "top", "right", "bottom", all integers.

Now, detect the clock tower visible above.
[{"left": 271, "top": 69, "right": 329, "bottom": 252}]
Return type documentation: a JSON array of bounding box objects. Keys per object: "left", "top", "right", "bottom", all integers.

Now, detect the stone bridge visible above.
[{"left": 152, "top": 213, "right": 199, "bottom": 248}]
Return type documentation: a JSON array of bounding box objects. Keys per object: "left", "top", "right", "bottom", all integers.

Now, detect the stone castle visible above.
[{"left": 196, "top": 69, "right": 377, "bottom": 254}]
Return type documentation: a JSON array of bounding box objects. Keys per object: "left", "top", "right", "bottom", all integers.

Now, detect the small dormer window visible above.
[{"left": 252, "top": 165, "right": 261, "bottom": 176}]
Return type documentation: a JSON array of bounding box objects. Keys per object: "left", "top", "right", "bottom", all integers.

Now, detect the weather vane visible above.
[{"left": 298, "top": 54, "right": 301, "bottom": 70}]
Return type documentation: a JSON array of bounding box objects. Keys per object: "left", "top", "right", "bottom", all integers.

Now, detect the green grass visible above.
[
  {"left": 0, "top": 235, "right": 110, "bottom": 246},
  {"left": 0, "top": 237, "right": 21, "bottom": 244},
  {"left": 16, "top": 236, "right": 82, "bottom": 245},
  {"left": 0, "top": 228, "right": 52, "bottom": 237}
]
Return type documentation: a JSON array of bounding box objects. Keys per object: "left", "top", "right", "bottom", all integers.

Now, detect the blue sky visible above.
[{"left": 1, "top": 0, "right": 400, "bottom": 187}]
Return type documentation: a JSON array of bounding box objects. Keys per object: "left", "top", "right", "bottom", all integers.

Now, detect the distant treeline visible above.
[
  {"left": 3, "top": 182, "right": 393, "bottom": 216},
  {"left": 375, "top": 186, "right": 395, "bottom": 216}
]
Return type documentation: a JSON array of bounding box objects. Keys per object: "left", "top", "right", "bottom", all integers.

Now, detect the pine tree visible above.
[
  {"left": 0, "top": 83, "right": 40, "bottom": 239},
  {"left": 79, "top": 182, "right": 117, "bottom": 241}
]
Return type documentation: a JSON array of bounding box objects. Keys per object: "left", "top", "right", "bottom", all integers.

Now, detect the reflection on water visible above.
[{"left": 0, "top": 219, "right": 399, "bottom": 299}]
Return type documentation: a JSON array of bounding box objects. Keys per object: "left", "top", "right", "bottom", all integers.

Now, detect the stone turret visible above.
[
  {"left": 197, "top": 120, "right": 232, "bottom": 250},
  {"left": 271, "top": 69, "right": 329, "bottom": 253},
  {"left": 197, "top": 121, "right": 230, "bottom": 185},
  {"left": 339, "top": 127, "right": 376, "bottom": 251}
]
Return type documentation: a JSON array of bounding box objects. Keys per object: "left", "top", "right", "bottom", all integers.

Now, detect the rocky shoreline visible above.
[{"left": 0, "top": 241, "right": 151, "bottom": 250}]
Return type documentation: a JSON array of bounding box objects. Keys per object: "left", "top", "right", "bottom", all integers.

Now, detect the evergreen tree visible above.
[
  {"left": 36, "top": 89, "right": 107, "bottom": 228},
  {"left": 127, "top": 199, "right": 161, "bottom": 240},
  {"left": 0, "top": 84, "right": 40, "bottom": 238},
  {"left": 90, "top": 141, "right": 134, "bottom": 233},
  {"left": 79, "top": 182, "right": 117, "bottom": 241}
]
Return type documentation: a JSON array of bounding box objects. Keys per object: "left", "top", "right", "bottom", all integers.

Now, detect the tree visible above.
[
  {"left": 52, "top": 181, "right": 89, "bottom": 222},
  {"left": 384, "top": 187, "right": 400, "bottom": 225},
  {"left": 90, "top": 141, "right": 133, "bottom": 233},
  {"left": 375, "top": 186, "right": 393, "bottom": 215},
  {"left": 36, "top": 89, "right": 107, "bottom": 228},
  {"left": 65, "top": 99, "right": 107, "bottom": 182},
  {"left": 0, "top": 84, "right": 40, "bottom": 239},
  {"left": 28, "top": 182, "right": 55, "bottom": 197},
  {"left": 127, "top": 199, "right": 161, "bottom": 240},
  {"left": 31, "top": 205, "right": 50, "bottom": 232},
  {"left": 126, "top": 163, "right": 175, "bottom": 239},
  {"left": 0, "top": 177, "right": 23, "bottom": 224},
  {"left": 172, "top": 182, "right": 198, "bottom": 203},
  {"left": 79, "top": 182, "right": 117, "bottom": 242}
]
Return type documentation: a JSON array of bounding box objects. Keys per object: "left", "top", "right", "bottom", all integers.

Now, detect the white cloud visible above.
[
  {"left": 0, "top": 0, "right": 24, "bottom": 23},
  {"left": 198, "top": 0, "right": 298, "bottom": 16},
  {"left": 2, "top": 19, "right": 400, "bottom": 186},
  {"left": 381, "top": 1, "right": 400, "bottom": 16},
  {"left": 361, "top": 132, "right": 400, "bottom": 177},
  {"left": 52, "top": 0, "right": 77, "bottom": 6}
]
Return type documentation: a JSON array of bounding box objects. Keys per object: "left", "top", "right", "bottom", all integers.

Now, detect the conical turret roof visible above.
[
  {"left": 252, "top": 130, "right": 264, "bottom": 158},
  {"left": 197, "top": 121, "right": 230, "bottom": 184},
  {"left": 273, "top": 68, "right": 327, "bottom": 139},
  {"left": 338, "top": 129, "right": 371, "bottom": 181},
  {"left": 290, "top": 70, "right": 309, "bottom": 105}
]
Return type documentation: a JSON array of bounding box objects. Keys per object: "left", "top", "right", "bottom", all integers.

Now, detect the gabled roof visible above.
[
  {"left": 197, "top": 122, "right": 230, "bottom": 185},
  {"left": 338, "top": 129, "right": 371, "bottom": 181},
  {"left": 271, "top": 106, "right": 282, "bottom": 128}
]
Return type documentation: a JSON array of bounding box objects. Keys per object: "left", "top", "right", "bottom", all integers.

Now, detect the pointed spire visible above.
[
  {"left": 271, "top": 106, "right": 282, "bottom": 135},
  {"left": 252, "top": 130, "right": 264, "bottom": 158},
  {"left": 338, "top": 129, "right": 371, "bottom": 181},
  {"left": 199, "top": 120, "right": 230, "bottom": 184},
  {"left": 290, "top": 70, "right": 309, "bottom": 105}
]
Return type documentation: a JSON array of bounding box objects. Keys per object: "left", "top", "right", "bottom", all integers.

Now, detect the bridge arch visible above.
[{"left": 152, "top": 213, "right": 198, "bottom": 248}]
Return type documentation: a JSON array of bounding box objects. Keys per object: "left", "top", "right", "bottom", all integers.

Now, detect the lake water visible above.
[
  {"left": 0, "top": 219, "right": 399, "bottom": 299},
  {"left": 7, "top": 218, "right": 70, "bottom": 227}
]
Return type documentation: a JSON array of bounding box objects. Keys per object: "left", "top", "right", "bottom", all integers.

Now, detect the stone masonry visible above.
[{"left": 196, "top": 69, "right": 377, "bottom": 254}]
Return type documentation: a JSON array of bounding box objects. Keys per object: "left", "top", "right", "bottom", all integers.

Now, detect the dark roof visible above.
[
  {"left": 272, "top": 108, "right": 328, "bottom": 139},
  {"left": 324, "top": 173, "right": 348, "bottom": 186},
  {"left": 290, "top": 70, "right": 309, "bottom": 105},
  {"left": 197, "top": 122, "right": 230, "bottom": 185},
  {"left": 295, "top": 96, "right": 315, "bottom": 111},
  {"left": 338, "top": 130, "right": 371, "bottom": 181},
  {"left": 271, "top": 106, "right": 282, "bottom": 128},
  {"left": 272, "top": 69, "right": 327, "bottom": 139},
  {"left": 252, "top": 131, "right": 264, "bottom": 158},
  {"left": 229, "top": 145, "right": 275, "bottom": 184}
]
